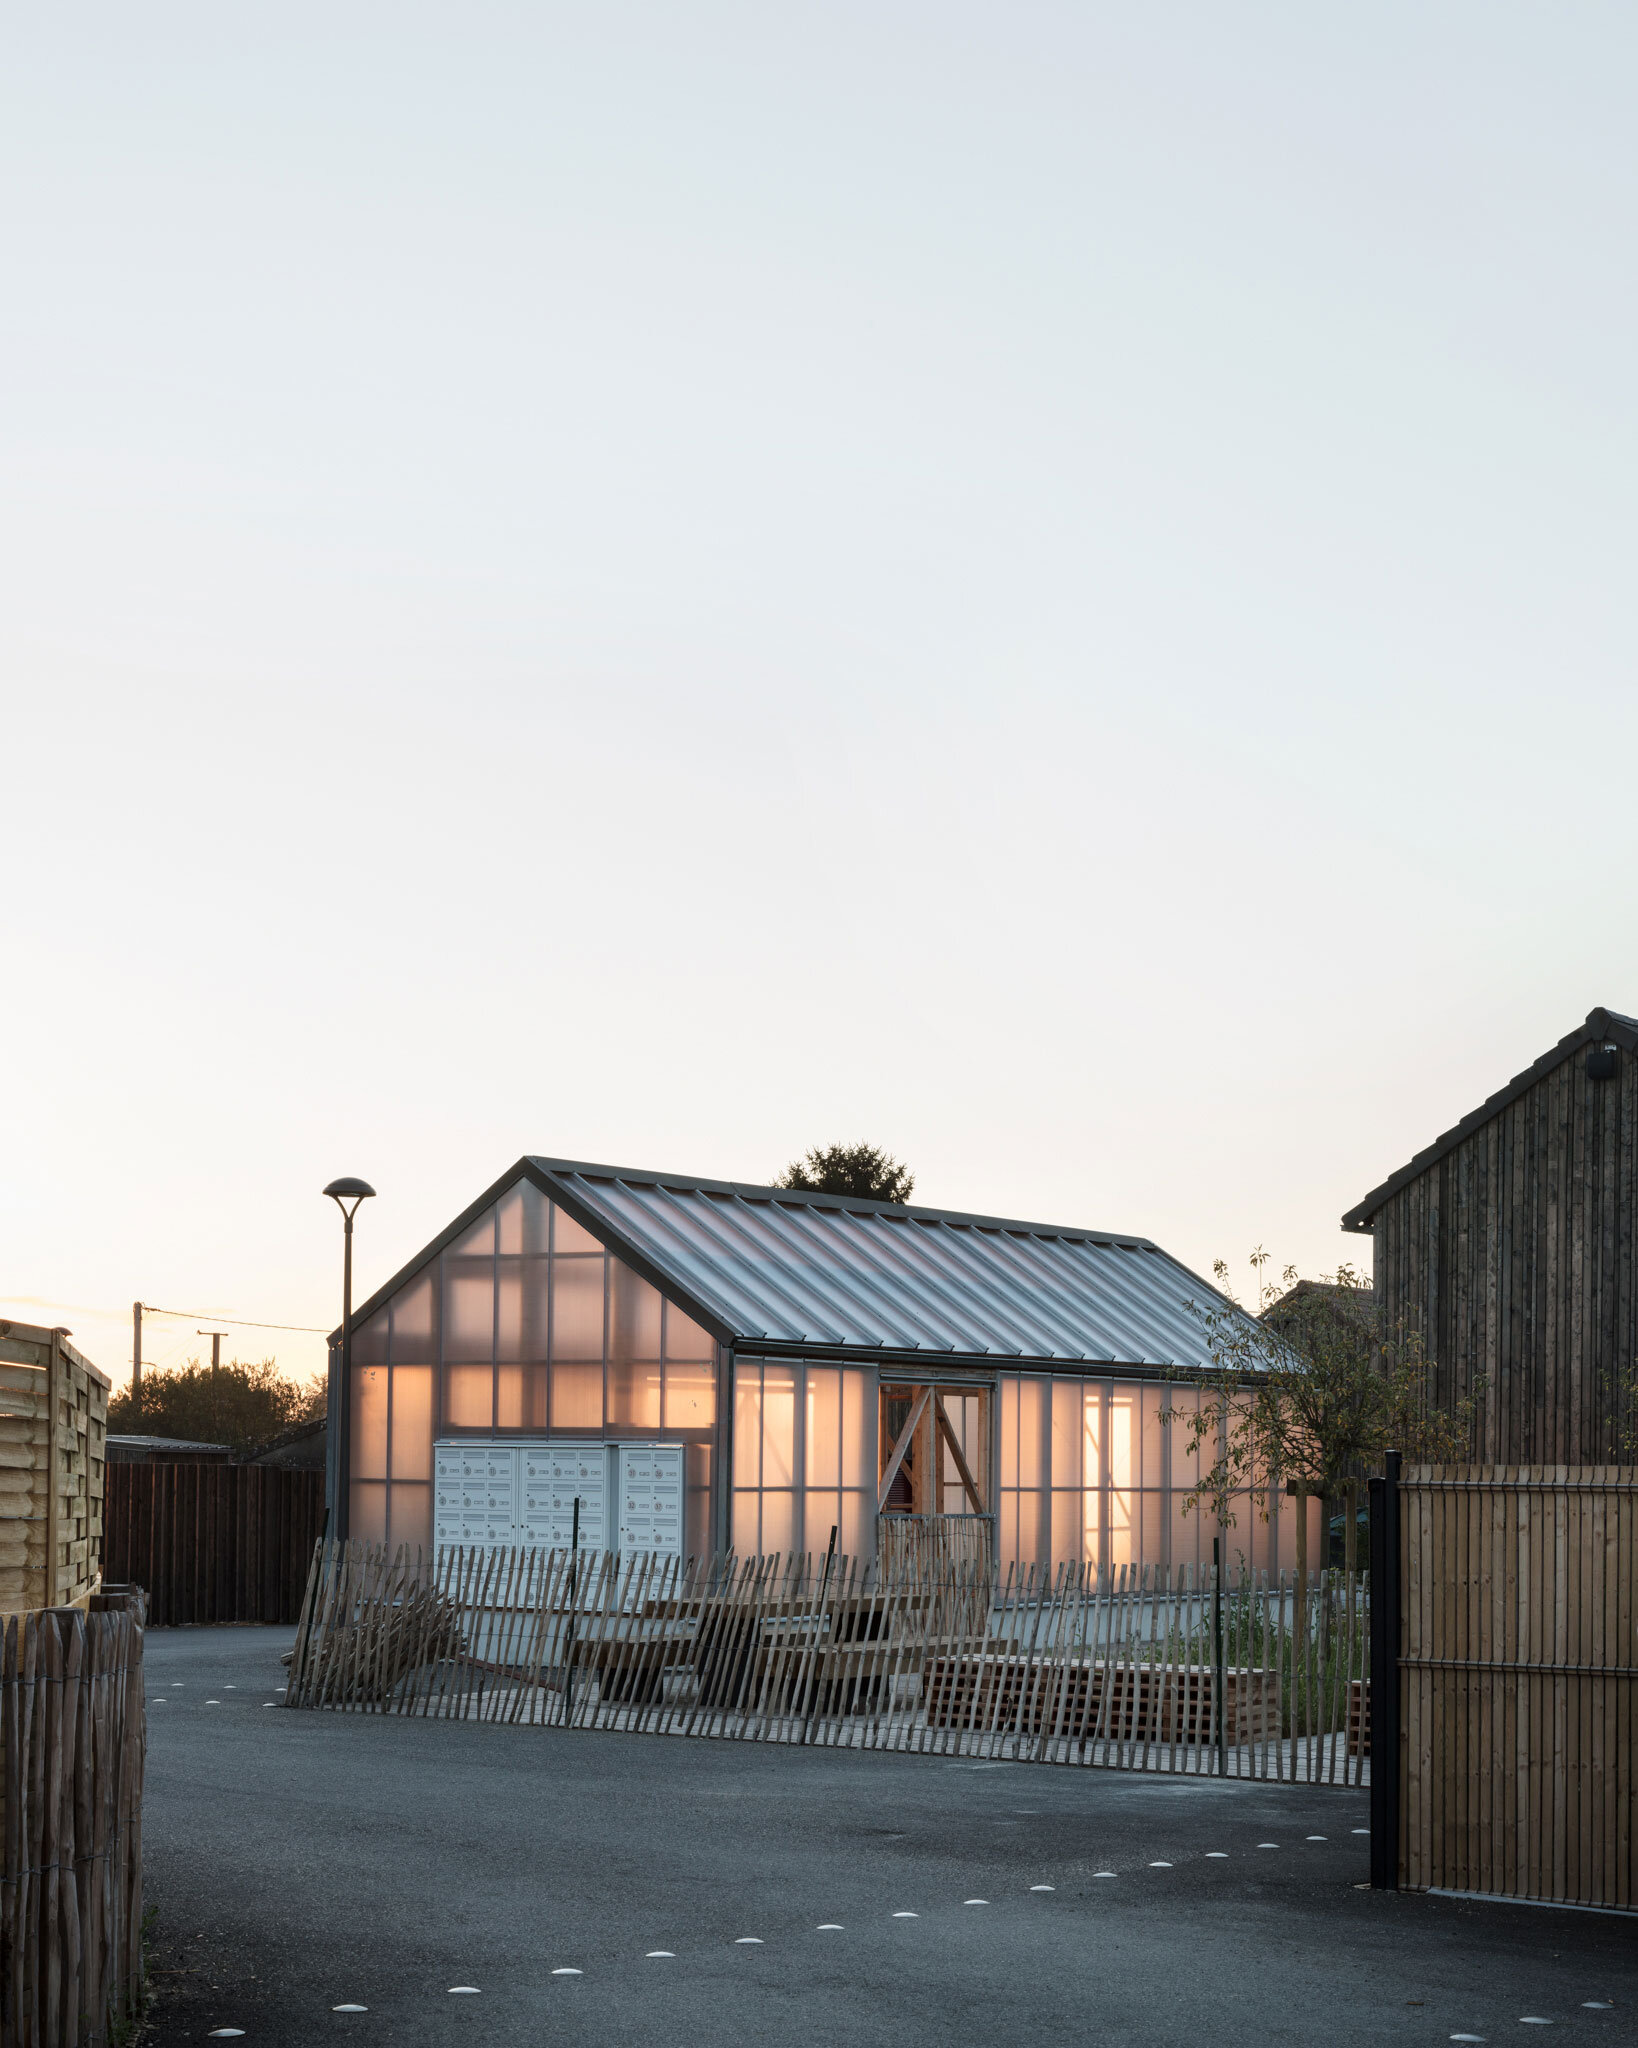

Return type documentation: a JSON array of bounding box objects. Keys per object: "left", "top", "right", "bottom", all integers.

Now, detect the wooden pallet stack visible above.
[{"left": 923, "top": 1651, "right": 1277, "bottom": 1743}]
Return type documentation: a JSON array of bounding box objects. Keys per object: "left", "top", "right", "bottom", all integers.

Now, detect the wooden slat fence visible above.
[
  {"left": 104, "top": 1464, "right": 324, "bottom": 1627},
  {"left": 284, "top": 1543, "right": 1370, "bottom": 1786},
  {"left": 1397, "top": 1463, "right": 1637, "bottom": 1910},
  {"left": 0, "top": 1324, "right": 109, "bottom": 1616},
  {"left": 0, "top": 1594, "right": 146, "bottom": 2047}
]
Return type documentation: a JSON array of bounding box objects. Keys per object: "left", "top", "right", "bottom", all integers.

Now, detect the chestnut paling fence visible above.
[
  {"left": 0, "top": 1596, "right": 147, "bottom": 2048},
  {"left": 284, "top": 1543, "right": 1371, "bottom": 1786}
]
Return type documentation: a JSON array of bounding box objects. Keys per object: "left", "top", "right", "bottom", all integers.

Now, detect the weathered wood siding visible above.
[{"left": 1372, "top": 1049, "right": 1638, "bottom": 1463}]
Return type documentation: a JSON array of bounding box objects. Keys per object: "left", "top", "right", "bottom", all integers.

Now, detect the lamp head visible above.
[{"left": 324, "top": 1176, "right": 376, "bottom": 1221}]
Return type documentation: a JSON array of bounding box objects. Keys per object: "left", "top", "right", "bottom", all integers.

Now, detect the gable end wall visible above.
[{"left": 1371, "top": 1045, "right": 1638, "bottom": 1462}]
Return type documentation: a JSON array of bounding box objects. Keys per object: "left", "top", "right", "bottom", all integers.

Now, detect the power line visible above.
[{"left": 139, "top": 1304, "right": 329, "bottom": 1335}]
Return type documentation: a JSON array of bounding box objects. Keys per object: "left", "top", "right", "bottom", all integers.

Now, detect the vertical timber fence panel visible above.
[
  {"left": 283, "top": 1542, "right": 1371, "bottom": 1786},
  {"left": 1397, "top": 1463, "right": 1637, "bottom": 1911},
  {"left": 104, "top": 1465, "right": 324, "bottom": 1627},
  {"left": 0, "top": 1595, "right": 146, "bottom": 2048}
]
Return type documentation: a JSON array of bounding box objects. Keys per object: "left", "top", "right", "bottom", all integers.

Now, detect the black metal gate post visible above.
[
  {"left": 1212, "top": 1535, "right": 1226, "bottom": 1777},
  {"left": 1368, "top": 1449, "right": 1401, "bottom": 1889}
]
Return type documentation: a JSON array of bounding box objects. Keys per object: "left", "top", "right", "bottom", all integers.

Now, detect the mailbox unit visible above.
[{"left": 433, "top": 1439, "right": 684, "bottom": 1555}]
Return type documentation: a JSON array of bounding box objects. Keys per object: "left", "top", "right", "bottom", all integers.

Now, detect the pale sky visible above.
[{"left": 5, "top": 5, "right": 1636, "bottom": 1393}]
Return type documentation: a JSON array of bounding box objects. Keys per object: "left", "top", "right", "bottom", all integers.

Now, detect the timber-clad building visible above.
[
  {"left": 329, "top": 1157, "right": 1305, "bottom": 1574},
  {"left": 1343, "top": 1005, "right": 1638, "bottom": 1463}
]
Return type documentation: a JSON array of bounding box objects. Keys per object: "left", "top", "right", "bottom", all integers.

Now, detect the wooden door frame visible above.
[{"left": 877, "top": 1381, "right": 992, "bottom": 1517}]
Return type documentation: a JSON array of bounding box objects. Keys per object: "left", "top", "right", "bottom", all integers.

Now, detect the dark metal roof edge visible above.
[
  {"left": 527, "top": 1155, "right": 1163, "bottom": 1250},
  {"left": 332, "top": 1158, "right": 739, "bottom": 1346},
  {"left": 1340, "top": 1007, "right": 1638, "bottom": 1233},
  {"left": 728, "top": 1340, "right": 1199, "bottom": 1378}
]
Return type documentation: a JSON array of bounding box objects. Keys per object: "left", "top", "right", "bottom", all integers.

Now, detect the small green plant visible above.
[{"left": 1163, "top": 1251, "right": 1476, "bottom": 1644}]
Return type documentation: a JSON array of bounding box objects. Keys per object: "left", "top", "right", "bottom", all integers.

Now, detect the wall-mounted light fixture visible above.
[{"left": 1587, "top": 1043, "right": 1620, "bottom": 1082}]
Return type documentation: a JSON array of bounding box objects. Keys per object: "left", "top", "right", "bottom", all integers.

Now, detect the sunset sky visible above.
[{"left": 5, "top": 5, "right": 1636, "bottom": 1394}]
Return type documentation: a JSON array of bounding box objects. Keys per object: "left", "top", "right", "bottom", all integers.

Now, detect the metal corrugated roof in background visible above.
[{"left": 533, "top": 1158, "right": 1227, "bottom": 1371}]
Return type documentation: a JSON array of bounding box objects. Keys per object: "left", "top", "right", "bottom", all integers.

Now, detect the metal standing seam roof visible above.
[{"left": 522, "top": 1158, "right": 1233, "bottom": 1372}]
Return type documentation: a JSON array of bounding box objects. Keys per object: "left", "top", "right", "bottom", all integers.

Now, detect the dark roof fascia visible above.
[
  {"left": 106, "top": 1434, "right": 232, "bottom": 1453},
  {"left": 1341, "top": 1007, "right": 1638, "bottom": 1233},
  {"left": 533, "top": 1165, "right": 740, "bottom": 1345},
  {"left": 333, "top": 1157, "right": 740, "bottom": 1348},
  {"left": 729, "top": 1339, "right": 1204, "bottom": 1381},
  {"left": 526, "top": 1156, "right": 1163, "bottom": 1251}
]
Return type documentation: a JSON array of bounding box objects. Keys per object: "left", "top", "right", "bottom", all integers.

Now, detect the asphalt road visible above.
[{"left": 140, "top": 1626, "right": 1634, "bottom": 2047}]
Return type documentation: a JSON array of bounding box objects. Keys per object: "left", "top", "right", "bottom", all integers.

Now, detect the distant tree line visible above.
[{"left": 108, "top": 1357, "right": 326, "bottom": 1454}]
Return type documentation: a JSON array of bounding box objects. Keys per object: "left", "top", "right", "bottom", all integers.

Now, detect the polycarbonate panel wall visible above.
[
  {"left": 731, "top": 1358, "right": 874, "bottom": 1561},
  {"left": 996, "top": 1374, "right": 1303, "bottom": 1576},
  {"left": 348, "top": 1178, "right": 718, "bottom": 1550}
]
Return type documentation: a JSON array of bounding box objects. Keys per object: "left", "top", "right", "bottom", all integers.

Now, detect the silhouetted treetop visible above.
[{"left": 774, "top": 1142, "right": 915, "bottom": 1205}]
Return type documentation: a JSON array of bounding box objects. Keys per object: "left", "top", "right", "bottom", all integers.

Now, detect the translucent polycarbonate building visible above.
[{"left": 330, "top": 1156, "right": 1311, "bottom": 1574}]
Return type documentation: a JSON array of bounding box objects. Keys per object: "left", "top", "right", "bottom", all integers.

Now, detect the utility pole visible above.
[
  {"left": 132, "top": 1302, "right": 143, "bottom": 1400},
  {"left": 199, "top": 1329, "right": 226, "bottom": 1437}
]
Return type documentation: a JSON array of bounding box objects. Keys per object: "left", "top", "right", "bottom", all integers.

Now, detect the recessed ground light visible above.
[
  {"left": 1257, "top": 1842, "right": 1279, "bottom": 1849},
  {"left": 1582, "top": 2003, "right": 1615, "bottom": 2010},
  {"left": 892, "top": 1911, "right": 918, "bottom": 1918},
  {"left": 332, "top": 2003, "right": 367, "bottom": 2012},
  {"left": 552, "top": 1968, "right": 583, "bottom": 1976},
  {"left": 1029, "top": 1885, "right": 1055, "bottom": 1892},
  {"left": 1518, "top": 2021, "right": 1553, "bottom": 2027},
  {"left": 1094, "top": 1871, "right": 1117, "bottom": 1878},
  {"left": 447, "top": 1986, "right": 480, "bottom": 1994},
  {"left": 206, "top": 2032, "right": 245, "bottom": 2039},
  {"left": 817, "top": 1924, "right": 844, "bottom": 1931},
  {"left": 963, "top": 1899, "right": 989, "bottom": 1906},
  {"left": 646, "top": 1951, "right": 675, "bottom": 1958},
  {"left": 734, "top": 1937, "right": 763, "bottom": 1944},
  {"left": 1449, "top": 2036, "right": 1486, "bottom": 2043},
  {"left": 1148, "top": 1861, "right": 1173, "bottom": 1869},
  {"left": 1352, "top": 1828, "right": 1370, "bottom": 1835},
  {"left": 1306, "top": 1835, "right": 1327, "bottom": 1841},
  {"left": 1206, "top": 1853, "right": 1228, "bottom": 1859}
]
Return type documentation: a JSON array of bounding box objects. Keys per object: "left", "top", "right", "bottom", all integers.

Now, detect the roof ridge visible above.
[{"left": 526, "top": 1154, "right": 1158, "bottom": 1248}]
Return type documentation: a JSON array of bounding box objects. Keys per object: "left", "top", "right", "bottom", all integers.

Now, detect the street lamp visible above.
[{"left": 324, "top": 1177, "right": 375, "bottom": 1539}]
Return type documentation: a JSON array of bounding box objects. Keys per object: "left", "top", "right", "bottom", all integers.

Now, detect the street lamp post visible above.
[{"left": 324, "top": 1177, "right": 376, "bottom": 1540}]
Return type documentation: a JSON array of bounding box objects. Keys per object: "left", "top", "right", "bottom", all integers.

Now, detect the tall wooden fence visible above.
[
  {"left": 285, "top": 1542, "right": 1370, "bottom": 1786},
  {"left": 104, "top": 1464, "right": 324, "bottom": 1626},
  {"left": 0, "top": 1596, "right": 146, "bottom": 2047},
  {"left": 1380, "top": 1462, "right": 1636, "bottom": 1911}
]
